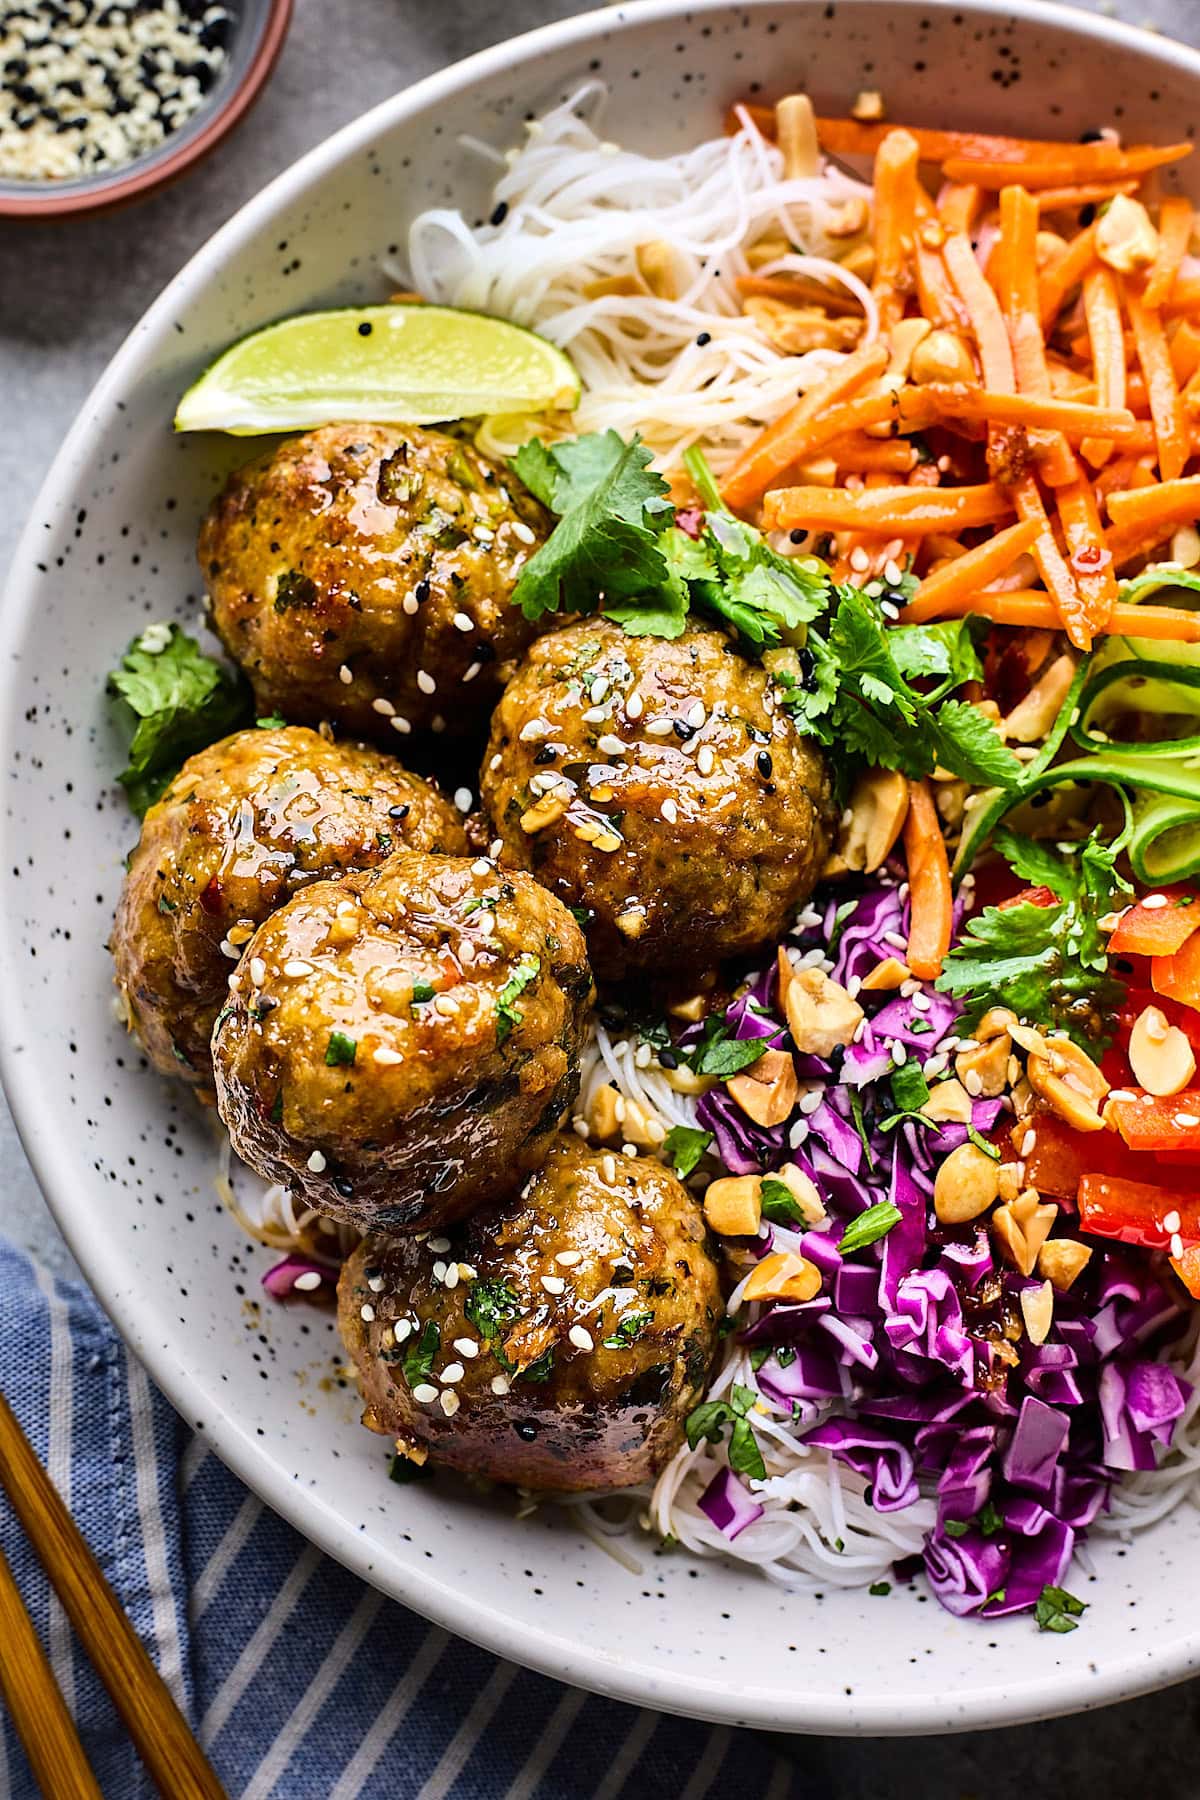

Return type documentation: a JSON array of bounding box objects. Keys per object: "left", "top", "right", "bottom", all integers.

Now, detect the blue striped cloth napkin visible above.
[{"left": 0, "top": 1238, "right": 805, "bottom": 1798}]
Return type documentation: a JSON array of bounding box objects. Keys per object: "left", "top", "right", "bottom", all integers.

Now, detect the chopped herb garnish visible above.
[
  {"left": 1035, "top": 1584, "right": 1087, "bottom": 1634},
  {"left": 869, "top": 1581, "right": 892, "bottom": 1597},
  {"left": 402, "top": 1318, "right": 440, "bottom": 1390},
  {"left": 662, "top": 1124, "right": 714, "bottom": 1179},
  {"left": 759, "top": 1176, "right": 809, "bottom": 1227},
  {"left": 944, "top": 1519, "right": 970, "bottom": 1540},
  {"left": 411, "top": 980, "right": 436, "bottom": 1005},
  {"left": 495, "top": 952, "right": 540, "bottom": 1045},
  {"left": 749, "top": 1345, "right": 771, "bottom": 1372},
  {"left": 325, "top": 1031, "right": 357, "bottom": 1068},
  {"left": 966, "top": 1125, "right": 1001, "bottom": 1159},
  {"left": 838, "top": 1200, "right": 903, "bottom": 1257},
  {"left": 685, "top": 1381, "right": 766, "bottom": 1481},
  {"left": 107, "top": 623, "right": 251, "bottom": 816},
  {"left": 256, "top": 713, "right": 286, "bottom": 729},
  {"left": 686, "top": 1017, "right": 769, "bottom": 1078},
  {"left": 889, "top": 1061, "right": 931, "bottom": 1117},
  {"left": 464, "top": 1278, "right": 521, "bottom": 1341},
  {"left": 603, "top": 1310, "right": 654, "bottom": 1350},
  {"left": 518, "top": 1345, "right": 556, "bottom": 1383}
]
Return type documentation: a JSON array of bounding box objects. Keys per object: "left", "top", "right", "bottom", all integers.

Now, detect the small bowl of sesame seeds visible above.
[{"left": 0, "top": 0, "right": 293, "bottom": 218}]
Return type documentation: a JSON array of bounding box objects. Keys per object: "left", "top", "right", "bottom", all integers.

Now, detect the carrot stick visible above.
[
  {"left": 920, "top": 382, "right": 1138, "bottom": 441},
  {"left": 1013, "top": 475, "right": 1094, "bottom": 650},
  {"left": 720, "top": 342, "right": 890, "bottom": 511},
  {"left": 812, "top": 115, "right": 1192, "bottom": 178},
  {"left": 1056, "top": 461, "right": 1118, "bottom": 632},
  {"left": 902, "top": 517, "right": 1041, "bottom": 621},
  {"left": 1038, "top": 223, "right": 1098, "bottom": 327},
  {"left": 1106, "top": 519, "right": 1177, "bottom": 569},
  {"left": 1034, "top": 179, "right": 1139, "bottom": 213},
  {"left": 826, "top": 431, "right": 920, "bottom": 474},
  {"left": 1126, "top": 280, "right": 1190, "bottom": 481},
  {"left": 942, "top": 143, "right": 1193, "bottom": 189},
  {"left": 897, "top": 589, "right": 1200, "bottom": 642},
  {"left": 1171, "top": 320, "right": 1200, "bottom": 386},
  {"left": 1165, "top": 277, "right": 1200, "bottom": 318},
  {"left": 904, "top": 780, "right": 953, "bottom": 982},
  {"left": 914, "top": 230, "right": 967, "bottom": 329},
  {"left": 762, "top": 482, "right": 1014, "bottom": 534},
  {"left": 1106, "top": 474, "right": 1200, "bottom": 531},
  {"left": 943, "top": 233, "right": 1016, "bottom": 390},
  {"left": 872, "top": 130, "right": 921, "bottom": 331},
  {"left": 999, "top": 184, "right": 1049, "bottom": 392},
  {"left": 1079, "top": 267, "right": 1127, "bottom": 468},
  {"left": 1144, "top": 195, "right": 1194, "bottom": 310},
  {"left": 937, "top": 182, "right": 983, "bottom": 234}
]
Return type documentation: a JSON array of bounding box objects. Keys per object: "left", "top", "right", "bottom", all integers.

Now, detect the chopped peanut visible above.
[
  {"left": 992, "top": 1189, "right": 1059, "bottom": 1277},
  {"left": 886, "top": 317, "right": 933, "bottom": 380},
  {"left": 851, "top": 88, "right": 885, "bottom": 121},
  {"left": 922, "top": 1078, "right": 974, "bottom": 1124},
  {"left": 1096, "top": 193, "right": 1159, "bottom": 274},
  {"left": 997, "top": 1161, "right": 1024, "bottom": 1203},
  {"left": 1020, "top": 1279, "right": 1054, "bottom": 1346},
  {"left": 779, "top": 962, "right": 865, "bottom": 1057},
  {"left": 619, "top": 1094, "right": 667, "bottom": 1149},
  {"left": 955, "top": 1032, "right": 1012, "bottom": 1099},
  {"left": 704, "top": 1175, "right": 763, "bottom": 1238},
  {"left": 975, "top": 1006, "right": 1018, "bottom": 1042},
  {"left": 519, "top": 792, "right": 568, "bottom": 833},
  {"left": 743, "top": 1249, "right": 823, "bottom": 1303},
  {"left": 934, "top": 1141, "right": 1002, "bottom": 1224},
  {"left": 775, "top": 93, "right": 819, "bottom": 179},
  {"left": 1027, "top": 1036, "right": 1109, "bottom": 1133},
  {"left": 836, "top": 767, "right": 911, "bottom": 875},
  {"left": 635, "top": 239, "right": 688, "bottom": 300},
  {"left": 667, "top": 993, "right": 709, "bottom": 1022},
  {"left": 859, "top": 956, "right": 912, "bottom": 991},
  {"left": 743, "top": 297, "right": 862, "bottom": 354},
  {"left": 727, "top": 1048, "right": 800, "bottom": 1128},
  {"left": 910, "top": 328, "right": 977, "bottom": 385},
  {"left": 1002, "top": 654, "right": 1079, "bottom": 743},
  {"left": 588, "top": 1084, "right": 622, "bottom": 1140},
  {"left": 824, "top": 195, "right": 870, "bottom": 239},
  {"left": 1038, "top": 1238, "right": 1093, "bottom": 1292},
  {"left": 662, "top": 1063, "right": 715, "bottom": 1096},
  {"left": 1129, "top": 1004, "right": 1197, "bottom": 1097}
]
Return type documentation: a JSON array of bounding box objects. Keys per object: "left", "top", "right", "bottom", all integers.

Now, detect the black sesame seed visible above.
[
  {"left": 756, "top": 750, "right": 774, "bottom": 779},
  {"left": 673, "top": 719, "right": 694, "bottom": 741},
  {"left": 388, "top": 804, "right": 411, "bottom": 821},
  {"left": 695, "top": 331, "right": 712, "bottom": 346},
  {"left": 358, "top": 322, "right": 373, "bottom": 336},
  {"left": 489, "top": 201, "right": 509, "bottom": 226},
  {"left": 414, "top": 580, "right": 431, "bottom": 605}
]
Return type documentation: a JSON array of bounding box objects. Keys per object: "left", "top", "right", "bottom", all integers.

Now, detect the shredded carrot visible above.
[
  {"left": 1126, "top": 281, "right": 1190, "bottom": 481},
  {"left": 1106, "top": 475, "right": 1200, "bottom": 532},
  {"left": 1038, "top": 223, "right": 1098, "bottom": 328},
  {"left": 719, "top": 342, "right": 890, "bottom": 512},
  {"left": 1012, "top": 475, "right": 1093, "bottom": 650},
  {"left": 761, "top": 482, "right": 1013, "bottom": 534},
  {"left": 1171, "top": 320, "right": 1200, "bottom": 387},
  {"left": 936, "top": 182, "right": 982, "bottom": 235},
  {"left": 902, "top": 518, "right": 1041, "bottom": 621},
  {"left": 1030, "top": 429, "right": 1080, "bottom": 487},
  {"left": 1079, "top": 267, "right": 1126, "bottom": 469},
  {"left": 1144, "top": 195, "right": 1194, "bottom": 310},
  {"left": 1165, "top": 277, "right": 1200, "bottom": 319},
  {"left": 919, "top": 382, "right": 1136, "bottom": 442},
  {"left": 825, "top": 432, "right": 919, "bottom": 474},
  {"left": 897, "top": 589, "right": 1200, "bottom": 642},
  {"left": 943, "top": 233, "right": 1016, "bottom": 390},
  {"left": 1033, "top": 179, "right": 1139, "bottom": 213},
  {"left": 1106, "top": 518, "right": 1178, "bottom": 569},
  {"left": 903, "top": 781, "right": 953, "bottom": 982},
  {"left": 911, "top": 215, "right": 966, "bottom": 329},
  {"left": 810, "top": 115, "right": 1193, "bottom": 177},
  {"left": 872, "top": 130, "right": 921, "bottom": 331},
  {"left": 1056, "top": 460, "right": 1118, "bottom": 633},
  {"left": 734, "top": 273, "right": 863, "bottom": 314},
  {"left": 998, "top": 184, "right": 1048, "bottom": 393},
  {"left": 942, "top": 143, "right": 1192, "bottom": 189}
]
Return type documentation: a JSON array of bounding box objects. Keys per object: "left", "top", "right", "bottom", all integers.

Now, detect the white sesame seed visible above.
[
  {"left": 541, "top": 1274, "right": 566, "bottom": 1295},
  {"left": 1142, "top": 893, "right": 1170, "bottom": 910},
  {"left": 359, "top": 1303, "right": 376, "bottom": 1323},
  {"left": 788, "top": 1118, "right": 810, "bottom": 1148},
  {"left": 1164, "top": 1210, "right": 1182, "bottom": 1233},
  {"left": 849, "top": 546, "right": 871, "bottom": 573},
  {"left": 1175, "top": 1112, "right": 1200, "bottom": 1129},
  {"left": 416, "top": 670, "right": 436, "bottom": 695},
  {"left": 912, "top": 992, "right": 930, "bottom": 1013},
  {"left": 555, "top": 1249, "right": 583, "bottom": 1266},
  {"left": 454, "top": 787, "right": 473, "bottom": 813},
  {"left": 440, "top": 1390, "right": 461, "bottom": 1417},
  {"left": 432, "top": 1260, "right": 447, "bottom": 1282},
  {"left": 444, "top": 1263, "right": 461, "bottom": 1289},
  {"left": 1020, "top": 1129, "right": 1037, "bottom": 1157},
  {"left": 367, "top": 1275, "right": 385, "bottom": 1294},
  {"left": 597, "top": 734, "right": 625, "bottom": 756},
  {"left": 626, "top": 692, "right": 644, "bottom": 720},
  {"left": 441, "top": 1362, "right": 465, "bottom": 1384},
  {"left": 572, "top": 1117, "right": 590, "bottom": 1138},
  {"left": 219, "top": 940, "right": 240, "bottom": 961},
  {"left": 661, "top": 798, "right": 679, "bottom": 824},
  {"left": 453, "top": 1337, "right": 479, "bottom": 1358},
  {"left": 519, "top": 718, "right": 549, "bottom": 742},
  {"left": 249, "top": 957, "right": 266, "bottom": 988},
  {"left": 602, "top": 1154, "right": 618, "bottom": 1184},
  {"left": 453, "top": 611, "right": 474, "bottom": 633},
  {"left": 963, "top": 1068, "right": 983, "bottom": 1096},
  {"left": 284, "top": 960, "right": 314, "bottom": 978},
  {"left": 394, "top": 1319, "right": 413, "bottom": 1343},
  {"left": 511, "top": 519, "right": 537, "bottom": 545},
  {"left": 373, "top": 1045, "right": 404, "bottom": 1066},
  {"left": 589, "top": 677, "right": 609, "bottom": 704},
  {"left": 339, "top": 664, "right": 353, "bottom": 685},
  {"left": 412, "top": 1383, "right": 438, "bottom": 1404},
  {"left": 293, "top": 1270, "right": 323, "bottom": 1292},
  {"left": 402, "top": 593, "right": 420, "bottom": 615},
  {"left": 307, "top": 1150, "right": 327, "bottom": 1172},
  {"left": 799, "top": 1088, "right": 824, "bottom": 1115},
  {"left": 428, "top": 1235, "right": 451, "bottom": 1254},
  {"left": 391, "top": 714, "right": 413, "bottom": 735},
  {"left": 491, "top": 1375, "right": 510, "bottom": 1395},
  {"left": 569, "top": 1325, "right": 594, "bottom": 1351},
  {"left": 891, "top": 1042, "right": 908, "bottom": 1067},
  {"left": 644, "top": 717, "right": 674, "bottom": 737},
  {"left": 463, "top": 661, "right": 482, "bottom": 683},
  {"left": 697, "top": 745, "right": 715, "bottom": 776},
  {"left": 1171, "top": 1233, "right": 1185, "bottom": 1259},
  {"left": 883, "top": 931, "right": 908, "bottom": 952},
  {"left": 622, "top": 1142, "right": 638, "bottom": 1158},
  {"left": 372, "top": 696, "right": 396, "bottom": 716}
]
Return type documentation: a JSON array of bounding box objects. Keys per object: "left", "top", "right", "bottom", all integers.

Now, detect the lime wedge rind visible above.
[{"left": 174, "top": 305, "right": 580, "bottom": 435}]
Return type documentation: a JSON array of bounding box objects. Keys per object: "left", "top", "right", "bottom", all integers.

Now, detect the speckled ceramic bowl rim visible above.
[
  {"left": 0, "top": 0, "right": 294, "bottom": 219},
  {"left": 7, "top": 0, "right": 1200, "bottom": 1735}
]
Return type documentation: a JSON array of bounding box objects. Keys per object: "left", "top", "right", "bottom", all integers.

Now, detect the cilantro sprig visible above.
[
  {"left": 685, "top": 1017, "right": 769, "bottom": 1078},
  {"left": 662, "top": 1125, "right": 714, "bottom": 1179},
  {"left": 1035, "top": 1584, "right": 1087, "bottom": 1634},
  {"left": 107, "top": 623, "right": 251, "bottom": 816},
  {"left": 685, "top": 1382, "right": 767, "bottom": 1481},
  {"left": 495, "top": 953, "right": 540, "bottom": 1045}
]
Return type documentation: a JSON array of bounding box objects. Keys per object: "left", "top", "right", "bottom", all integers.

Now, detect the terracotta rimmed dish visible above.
[
  {"left": 0, "top": 0, "right": 293, "bottom": 219},
  {"left": 4, "top": 0, "right": 1200, "bottom": 1736}
]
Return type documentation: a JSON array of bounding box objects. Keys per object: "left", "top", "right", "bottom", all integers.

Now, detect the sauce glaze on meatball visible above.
[
  {"left": 212, "top": 850, "right": 594, "bottom": 1233},
  {"left": 110, "top": 725, "right": 466, "bottom": 1089},
  {"left": 199, "top": 423, "right": 550, "bottom": 739},
  {"left": 480, "top": 618, "right": 835, "bottom": 981},
  {"left": 339, "top": 1135, "right": 722, "bottom": 1490}
]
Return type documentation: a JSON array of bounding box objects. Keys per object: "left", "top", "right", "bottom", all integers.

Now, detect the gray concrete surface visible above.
[{"left": 2, "top": 0, "right": 1199, "bottom": 1787}]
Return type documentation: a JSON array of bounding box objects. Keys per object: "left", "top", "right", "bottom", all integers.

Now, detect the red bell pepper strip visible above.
[
  {"left": 1108, "top": 887, "right": 1200, "bottom": 957},
  {"left": 1105, "top": 1088, "right": 1200, "bottom": 1153},
  {"left": 1152, "top": 930, "right": 1200, "bottom": 1010},
  {"left": 1011, "top": 1112, "right": 1158, "bottom": 1200},
  {"left": 1079, "top": 1173, "right": 1200, "bottom": 1250}
]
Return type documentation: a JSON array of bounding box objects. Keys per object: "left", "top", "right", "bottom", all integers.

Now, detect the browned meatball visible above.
[
  {"left": 212, "top": 850, "right": 593, "bottom": 1232},
  {"left": 339, "top": 1135, "right": 721, "bottom": 1491},
  {"left": 199, "top": 424, "right": 548, "bottom": 740},
  {"left": 480, "top": 619, "right": 835, "bottom": 981},
  {"left": 110, "top": 726, "right": 466, "bottom": 1090}
]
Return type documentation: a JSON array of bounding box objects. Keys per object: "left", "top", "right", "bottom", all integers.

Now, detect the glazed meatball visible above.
[
  {"left": 199, "top": 423, "right": 549, "bottom": 740},
  {"left": 339, "top": 1135, "right": 721, "bottom": 1490},
  {"left": 480, "top": 619, "right": 835, "bottom": 981},
  {"left": 110, "top": 726, "right": 466, "bottom": 1090},
  {"left": 212, "top": 850, "right": 593, "bottom": 1232}
]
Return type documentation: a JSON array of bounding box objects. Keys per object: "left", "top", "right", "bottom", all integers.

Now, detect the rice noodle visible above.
[{"left": 399, "top": 82, "right": 877, "bottom": 474}]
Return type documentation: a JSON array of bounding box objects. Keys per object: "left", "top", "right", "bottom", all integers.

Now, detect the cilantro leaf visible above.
[
  {"left": 603, "top": 1310, "right": 654, "bottom": 1349},
  {"left": 464, "top": 1278, "right": 521, "bottom": 1341},
  {"left": 889, "top": 1061, "right": 930, "bottom": 1117},
  {"left": 729, "top": 1416, "right": 767, "bottom": 1481},
  {"left": 928, "top": 700, "right": 1023, "bottom": 787},
  {"left": 662, "top": 1125, "right": 714, "bottom": 1179},
  {"left": 402, "top": 1318, "right": 440, "bottom": 1390},
  {"left": 107, "top": 623, "right": 251, "bottom": 816},
  {"left": 759, "top": 1177, "right": 809, "bottom": 1226},
  {"left": 686, "top": 1018, "right": 769, "bottom": 1078},
  {"left": 991, "top": 828, "right": 1078, "bottom": 901},
  {"left": 1035, "top": 1584, "right": 1087, "bottom": 1634},
  {"left": 888, "top": 617, "right": 984, "bottom": 690},
  {"left": 685, "top": 1385, "right": 766, "bottom": 1480},
  {"left": 838, "top": 1201, "right": 903, "bottom": 1257},
  {"left": 495, "top": 952, "right": 540, "bottom": 1045},
  {"left": 324, "top": 1031, "right": 357, "bottom": 1068}
]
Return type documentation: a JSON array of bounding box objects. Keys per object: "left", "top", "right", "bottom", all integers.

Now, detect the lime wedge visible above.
[{"left": 174, "top": 305, "right": 580, "bottom": 435}]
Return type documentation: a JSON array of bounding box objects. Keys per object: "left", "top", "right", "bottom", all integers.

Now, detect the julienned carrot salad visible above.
[{"left": 109, "top": 81, "right": 1200, "bottom": 1632}]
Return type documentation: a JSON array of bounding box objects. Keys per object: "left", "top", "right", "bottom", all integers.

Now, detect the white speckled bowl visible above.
[{"left": 5, "top": 0, "right": 1200, "bottom": 1736}]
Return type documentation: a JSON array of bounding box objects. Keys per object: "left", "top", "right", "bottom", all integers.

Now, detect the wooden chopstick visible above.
[
  {"left": 0, "top": 1543, "right": 102, "bottom": 1799},
  {"left": 0, "top": 1391, "right": 227, "bottom": 1800}
]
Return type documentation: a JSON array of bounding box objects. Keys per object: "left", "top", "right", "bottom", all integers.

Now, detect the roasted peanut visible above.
[
  {"left": 1038, "top": 1237, "right": 1093, "bottom": 1292},
  {"left": 934, "top": 1142, "right": 1002, "bottom": 1224},
  {"left": 727, "top": 1048, "right": 800, "bottom": 1128},
  {"left": 1027, "top": 1036, "right": 1109, "bottom": 1133},
  {"left": 770, "top": 1162, "right": 828, "bottom": 1225},
  {"left": 779, "top": 962, "right": 864, "bottom": 1058},
  {"left": 743, "top": 1249, "right": 822, "bottom": 1303},
  {"left": 910, "top": 328, "right": 977, "bottom": 385},
  {"left": 992, "top": 1189, "right": 1058, "bottom": 1277},
  {"left": 922, "top": 1078, "right": 974, "bottom": 1124},
  {"left": 704, "top": 1175, "right": 763, "bottom": 1238},
  {"left": 1129, "top": 1003, "right": 1197, "bottom": 1097},
  {"left": 1096, "top": 193, "right": 1159, "bottom": 274},
  {"left": 859, "top": 956, "right": 912, "bottom": 991},
  {"left": 1002, "top": 653, "right": 1079, "bottom": 743},
  {"left": 836, "top": 767, "right": 911, "bottom": 874},
  {"left": 1020, "top": 1279, "right": 1054, "bottom": 1346}
]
